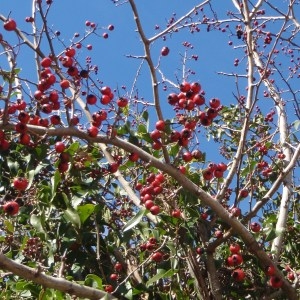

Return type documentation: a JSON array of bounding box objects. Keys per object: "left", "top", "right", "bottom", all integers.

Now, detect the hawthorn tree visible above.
[{"left": 0, "top": 0, "right": 300, "bottom": 299}]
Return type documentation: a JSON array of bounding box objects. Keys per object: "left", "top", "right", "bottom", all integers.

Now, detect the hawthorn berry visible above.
[
  {"left": 161, "top": 46, "right": 170, "bottom": 56},
  {"left": 55, "top": 141, "right": 66, "bottom": 153},
  {"left": 232, "top": 269, "right": 245, "bottom": 282},
  {"left": 3, "top": 201, "right": 19, "bottom": 216},
  {"left": 250, "top": 222, "right": 261, "bottom": 232},
  {"left": 13, "top": 177, "right": 28, "bottom": 191},
  {"left": 269, "top": 276, "right": 283, "bottom": 288},
  {"left": 151, "top": 251, "right": 163, "bottom": 262},
  {"left": 4, "top": 19, "right": 17, "bottom": 31},
  {"left": 150, "top": 205, "right": 160, "bottom": 215},
  {"left": 171, "top": 209, "right": 181, "bottom": 218}
]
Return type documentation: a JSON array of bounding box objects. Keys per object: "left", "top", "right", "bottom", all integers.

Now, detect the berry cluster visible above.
[
  {"left": 136, "top": 172, "right": 165, "bottom": 215},
  {"left": 23, "top": 237, "right": 43, "bottom": 261}
]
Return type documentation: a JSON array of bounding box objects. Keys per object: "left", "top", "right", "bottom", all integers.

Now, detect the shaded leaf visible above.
[{"left": 123, "top": 208, "right": 146, "bottom": 232}]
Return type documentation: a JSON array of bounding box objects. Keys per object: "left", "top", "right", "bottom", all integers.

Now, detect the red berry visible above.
[
  {"left": 203, "top": 169, "right": 213, "bottom": 181},
  {"left": 232, "top": 269, "right": 245, "bottom": 282},
  {"left": 209, "top": 98, "right": 221, "bottom": 109},
  {"left": 190, "top": 82, "right": 201, "bottom": 94},
  {"left": 4, "top": 19, "right": 17, "bottom": 31},
  {"left": 182, "top": 152, "right": 193, "bottom": 162},
  {"left": 269, "top": 276, "right": 283, "bottom": 288},
  {"left": 180, "top": 81, "right": 191, "bottom": 93},
  {"left": 231, "top": 253, "right": 243, "bottom": 265},
  {"left": 265, "top": 265, "right": 276, "bottom": 276},
  {"left": 145, "top": 200, "right": 154, "bottom": 210},
  {"left": 55, "top": 141, "right": 66, "bottom": 153},
  {"left": 86, "top": 94, "right": 97, "bottom": 105},
  {"left": 3, "top": 201, "right": 19, "bottom": 216},
  {"left": 250, "top": 222, "right": 261, "bottom": 232},
  {"left": 155, "top": 120, "right": 165, "bottom": 131},
  {"left": 117, "top": 97, "right": 128, "bottom": 107},
  {"left": 65, "top": 47, "right": 76, "bottom": 57},
  {"left": 287, "top": 272, "right": 295, "bottom": 281},
  {"left": 231, "top": 207, "right": 241, "bottom": 217},
  {"left": 110, "top": 273, "right": 118, "bottom": 281},
  {"left": 150, "top": 205, "right": 160, "bottom": 215},
  {"left": 60, "top": 79, "right": 70, "bottom": 89},
  {"left": 215, "top": 230, "right": 223, "bottom": 239},
  {"left": 114, "top": 262, "right": 122, "bottom": 272},
  {"left": 41, "top": 57, "right": 52, "bottom": 68},
  {"left": 87, "top": 126, "right": 99, "bottom": 137},
  {"left": 13, "top": 177, "right": 29, "bottom": 191},
  {"left": 129, "top": 152, "right": 139, "bottom": 162},
  {"left": 239, "top": 189, "right": 249, "bottom": 198},
  {"left": 151, "top": 251, "right": 163, "bottom": 262},
  {"left": 171, "top": 209, "right": 181, "bottom": 218},
  {"left": 150, "top": 130, "right": 161, "bottom": 141},
  {"left": 161, "top": 46, "right": 170, "bottom": 56},
  {"left": 105, "top": 285, "right": 114, "bottom": 293},
  {"left": 229, "top": 243, "right": 241, "bottom": 254},
  {"left": 108, "top": 162, "right": 119, "bottom": 173}
]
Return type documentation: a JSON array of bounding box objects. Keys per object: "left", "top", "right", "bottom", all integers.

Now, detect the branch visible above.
[{"left": 0, "top": 252, "right": 116, "bottom": 300}]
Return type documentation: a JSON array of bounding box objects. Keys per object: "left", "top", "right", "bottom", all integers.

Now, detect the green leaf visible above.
[
  {"left": 30, "top": 214, "right": 45, "bottom": 234},
  {"left": 293, "top": 120, "right": 300, "bottom": 130},
  {"left": 77, "top": 204, "right": 95, "bottom": 224},
  {"left": 142, "top": 110, "right": 149, "bottom": 122},
  {"left": 265, "top": 228, "right": 277, "bottom": 242},
  {"left": 85, "top": 274, "right": 103, "bottom": 289},
  {"left": 64, "top": 207, "right": 81, "bottom": 229},
  {"left": 146, "top": 269, "right": 177, "bottom": 287},
  {"left": 4, "top": 220, "right": 14, "bottom": 233},
  {"left": 123, "top": 208, "right": 146, "bottom": 232},
  {"left": 51, "top": 171, "right": 61, "bottom": 199}
]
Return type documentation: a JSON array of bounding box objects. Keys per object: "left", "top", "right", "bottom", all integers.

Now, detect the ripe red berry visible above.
[
  {"left": 129, "top": 152, "right": 139, "bottom": 162},
  {"left": 287, "top": 272, "right": 295, "bottom": 281},
  {"left": 203, "top": 169, "right": 213, "bottom": 181},
  {"left": 105, "top": 285, "right": 114, "bottom": 293},
  {"left": 190, "top": 82, "right": 201, "bottom": 94},
  {"left": 232, "top": 269, "right": 245, "bottom": 282},
  {"left": 269, "top": 276, "right": 283, "bottom": 288},
  {"left": 250, "top": 222, "right": 261, "bottom": 232},
  {"left": 55, "top": 141, "right": 66, "bottom": 153},
  {"left": 4, "top": 19, "right": 17, "bottom": 31},
  {"left": 171, "top": 209, "right": 181, "bottom": 218},
  {"left": 155, "top": 120, "right": 165, "bottom": 131},
  {"left": 151, "top": 251, "right": 163, "bottom": 262},
  {"left": 215, "top": 230, "right": 223, "bottom": 239},
  {"left": 209, "top": 98, "right": 221, "bottom": 109},
  {"left": 117, "top": 97, "right": 128, "bottom": 107},
  {"left": 65, "top": 47, "right": 76, "bottom": 57},
  {"left": 145, "top": 200, "right": 154, "bottom": 210},
  {"left": 230, "top": 205, "right": 241, "bottom": 217},
  {"left": 161, "top": 46, "right": 170, "bottom": 56},
  {"left": 86, "top": 94, "right": 97, "bottom": 105},
  {"left": 182, "top": 152, "right": 193, "bottom": 162},
  {"left": 3, "top": 201, "right": 19, "bottom": 216},
  {"left": 180, "top": 81, "right": 191, "bottom": 93},
  {"left": 108, "top": 162, "right": 119, "bottom": 173},
  {"left": 60, "top": 79, "right": 70, "bottom": 89},
  {"left": 41, "top": 57, "right": 52, "bottom": 68},
  {"left": 13, "top": 177, "right": 29, "bottom": 191},
  {"left": 265, "top": 265, "right": 276, "bottom": 276},
  {"left": 150, "top": 205, "right": 160, "bottom": 215},
  {"left": 150, "top": 130, "right": 161, "bottom": 141},
  {"left": 87, "top": 126, "right": 99, "bottom": 137},
  {"left": 114, "top": 262, "right": 122, "bottom": 272},
  {"left": 229, "top": 243, "right": 241, "bottom": 254},
  {"left": 110, "top": 273, "right": 118, "bottom": 281},
  {"left": 239, "top": 189, "right": 249, "bottom": 198}
]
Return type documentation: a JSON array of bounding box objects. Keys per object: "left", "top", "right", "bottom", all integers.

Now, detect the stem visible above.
[{"left": 0, "top": 252, "right": 116, "bottom": 300}]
